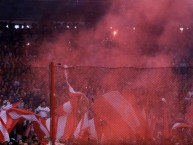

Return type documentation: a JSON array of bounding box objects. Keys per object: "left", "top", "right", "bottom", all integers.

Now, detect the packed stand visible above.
[
  {"left": 0, "top": 21, "right": 49, "bottom": 144},
  {"left": 0, "top": 20, "right": 86, "bottom": 144}
]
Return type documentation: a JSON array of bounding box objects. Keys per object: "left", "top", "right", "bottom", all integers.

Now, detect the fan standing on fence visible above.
[
  {"left": 56, "top": 67, "right": 90, "bottom": 142},
  {"left": 53, "top": 67, "right": 89, "bottom": 141},
  {"left": 54, "top": 84, "right": 97, "bottom": 143}
]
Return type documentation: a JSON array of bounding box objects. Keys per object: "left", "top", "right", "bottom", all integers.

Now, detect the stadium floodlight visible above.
[
  {"left": 14, "top": 25, "right": 19, "bottom": 29},
  {"left": 113, "top": 30, "right": 118, "bottom": 36},
  {"left": 22, "top": 25, "right": 24, "bottom": 29},
  {"left": 161, "top": 98, "right": 167, "bottom": 103},
  {"left": 180, "top": 27, "right": 184, "bottom": 32},
  {"left": 66, "top": 25, "right": 70, "bottom": 29},
  {"left": 26, "top": 25, "right": 30, "bottom": 28},
  {"left": 6, "top": 25, "right": 9, "bottom": 28}
]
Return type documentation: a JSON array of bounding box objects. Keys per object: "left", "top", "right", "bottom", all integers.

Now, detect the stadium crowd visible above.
[
  {"left": 0, "top": 21, "right": 193, "bottom": 145},
  {"left": 0, "top": 21, "right": 50, "bottom": 145}
]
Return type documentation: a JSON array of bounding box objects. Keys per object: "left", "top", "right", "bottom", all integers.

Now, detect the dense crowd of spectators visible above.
[
  {"left": 0, "top": 20, "right": 94, "bottom": 144},
  {"left": 0, "top": 21, "right": 50, "bottom": 144},
  {"left": 0, "top": 21, "right": 47, "bottom": 106}
]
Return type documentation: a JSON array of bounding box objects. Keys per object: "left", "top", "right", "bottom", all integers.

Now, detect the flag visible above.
[
  {"left": 55, "top": 101, "right": 72, "bottom": 116},
  {"left": 172, "top": 123, "right": 191, "bottom": 130},
  {"left": 54, "top": 99, "right": 95, "bottom": 141},
  {"left": 7, "top": 108, "right": 49, "bottom": 139},
  {"left": 47, "top": 98, "right": 77, "bottom": 141},
  {"left": 12, "top": 101, "right": 21, "bottom": 108},
  {"left": 88, "top": 118, "right": 98, "bottom": 140},
  {"left": 0, "top": 107, "right": 19, "bottom": 133},
  {"left": 53, "top": 100, "right": 76, "bottom": 141},
  {"left": 0, "top": 101, "right": 22, "bottom": 133},
  {"left": 0, "top": 117, "right": 9, "bottom": 142},
  {"left": 73, "top": 112, "right": 89, "bottom": 138},
  {"left": 163, "top": 105, "right": 169, "bottom": 138},
  {"left": 73, "top": 112, "right": 98, "bottom": 140},
  {"left": 33, "top": 116, "right": 50, "bottom": 139},
  {"left": 93, "top": 91, "right": 140, "bottom": 141},
  {"left": 61, "top": 68, "right": 97, "bottom": 141},
  {"left": 46, "top": 116, "right": 68, "bottom": 142},
  {"left": 46, "top": 114, "right": 78, "bottom": 142},
  {"left": 52, "top": 100, "right": 79, "bottom": 141},
  {"left": 0, "top": 105, "right": 49, "bottom": 141},
  {"left": 47, "top": 112, "right": 98, "bottom": 142}
]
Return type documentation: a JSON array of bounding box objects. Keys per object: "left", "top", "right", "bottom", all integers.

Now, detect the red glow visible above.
[{"left": 28, "top": 0, "right": 193, "bottom": 143}]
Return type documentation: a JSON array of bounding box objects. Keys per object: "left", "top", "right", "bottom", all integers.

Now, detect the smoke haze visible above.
[
  {"left": 24, "top": 0, "right": 193, "bottom": 141},
  {"left": 30, "top": 0, "right": 193, "bottom": 68}
]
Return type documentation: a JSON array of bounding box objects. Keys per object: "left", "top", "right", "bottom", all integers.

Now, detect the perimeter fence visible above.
[{"left": 49, "top": 64, "right": 193, "bottom": 144}]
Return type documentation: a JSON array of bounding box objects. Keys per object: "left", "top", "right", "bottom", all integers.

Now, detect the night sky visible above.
[{"left": 0, "top": 0, "right": 111, "bottom": 22}]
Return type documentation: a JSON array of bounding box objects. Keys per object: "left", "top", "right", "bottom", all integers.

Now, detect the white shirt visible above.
[{"left": 36, "top": 106, "right": 50, "bottom": 118}]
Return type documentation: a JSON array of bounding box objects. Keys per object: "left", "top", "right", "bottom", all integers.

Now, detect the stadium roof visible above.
[{"left": 0, "top": 0, "right": 110, "bottom": 22}]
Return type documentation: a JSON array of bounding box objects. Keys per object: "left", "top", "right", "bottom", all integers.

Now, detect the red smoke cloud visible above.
[
  {"left": 27, "top": 0, "right": 193, "bottom": 142},
  {"left": 29, "top": 0, "right": 193, "bottom": 127},
  {"left": 31, "top": 0, "right": 193, "bottom": 68},
  {"left": 27, "top": 0, "right": 193, "bottom": 114}
]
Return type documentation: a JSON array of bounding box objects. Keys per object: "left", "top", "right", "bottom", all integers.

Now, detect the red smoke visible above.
[
  {"left": 27, "top": 0, "right": 193, "bottom": 142},
  {"left": 31, "top": 0, "right": 193, "bottom": 68}
]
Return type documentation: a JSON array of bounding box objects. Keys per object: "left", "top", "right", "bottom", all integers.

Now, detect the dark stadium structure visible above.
[{"left": 0, "top": 0, "right": 111, "bottom": 26}]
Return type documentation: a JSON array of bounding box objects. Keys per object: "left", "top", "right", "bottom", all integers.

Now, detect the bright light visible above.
[
  {"left": 161, "top": 98, "right": 167, "bottom": 103},
  {"left": 74, "top": 26, "right": 77, "bottom": 29},
  {"left": 66, "top": 25, "right": 70, "bottom": 29},
  {"left": 6, "top": 25, "right": 9, "bottom": 28},
  {"left": 26, "top": 25, "right": 30, "bottom": 28},
  {"left": 113, "top": 30, "right": 118, "bottom": 36},
  {"left": 180, "top": 27, "right": 184, "bottom": 32},
  {"left": 22, "top": 25, "right": 24, "bottom": 29},
  {"left": 133, "top": 27, "right": 136, "bottom": 30},
  {"left": 26, "top": 42, "right": 30, "bottom": 46},
  {"left": 14, "top": 25, "right": 19, "bottom": 29}
]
